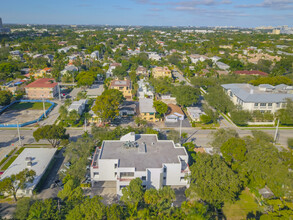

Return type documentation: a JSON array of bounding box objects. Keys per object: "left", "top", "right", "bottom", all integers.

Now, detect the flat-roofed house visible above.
[
  {"left": 67, "top": 99, "right": 87, "bottom": 115},
  {"left": 139, "top": 98, "right": 156, "bottom": 122},
  {"left": 152, "top": 66, "right": 172, "bottom": 78},
  {"left": 222, "top": 83, "right": 293, "bottom": 113},
  {"left": 109, "top": 79, "right": 132, "bottom": 99},
  {"left": 25, "top": 78, "right": 58, "bottom": 99},
  {"left": 90, "top": 132, "right": 190, "bottom": 196}
]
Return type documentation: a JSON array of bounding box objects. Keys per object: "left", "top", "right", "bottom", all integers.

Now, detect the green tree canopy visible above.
[
  {"left": 33, "top": 125, "right": 69, "bottom": 148},
  {"left": 187, "top": 153, "right": 242, "bottom": 208},
  {"left": 173, "top": 85, "right": 200, "bottom": 107},
  {"left": 0, "top": 90, "right": 13, "bottom": 106},
  {"left": 153, "top": 100, "right": 168, "bottom": 117},
  {"left": 0, "top": 168, "right": 36, "bottom": 201}
]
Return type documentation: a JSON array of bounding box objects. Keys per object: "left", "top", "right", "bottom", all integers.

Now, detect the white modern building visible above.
[
  {"left": 67, "top": 99, "right": 87, "bottom": 115},
  {"left": 222, "top": 83, "right": 293, "bottom": 113},
  {"left": 90, "top": 132, "right": 190, "bottom": 196},
  {"left": 0, "top": 148, "right": 57, "bottom": 196}
]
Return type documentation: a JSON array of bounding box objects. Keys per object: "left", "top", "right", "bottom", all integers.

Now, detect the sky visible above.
[{"left": 1, "top": 0, "right": 293, "bottom": 27}]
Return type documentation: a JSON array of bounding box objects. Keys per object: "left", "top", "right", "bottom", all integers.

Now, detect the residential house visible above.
[
  {"left": 119, "top": 101, "right": 137, "bottom": 117},
  {"left": 148, "top": 52, "right": 161, "bottom": 61},
  {"left": 68, "top": 99, "right": 87, "bottom": 115},
  {"left": 152, "top": 66, "right": 172, "bottom": 79},
  {"left": 139, "top": 98, "right": 156, "bottom": 122},
  {"left": 61, "top": 65, "right": 78, "bottom": 76},
  {"left": 91, "top": 51, "right": 100, "bottom": 60},
  {"left": 216, "top": 62, "right": 230, "bottom": 70},
  {"left": 136, "top": 66, "right": 148, "bottom": 76},
  {"left": 222, "top": 83, "right": 293, "bottom": 113},
  {"left": 137, "top": 79, "right": 154, "bottom": 99},
  {"left": 109, "top": 79, "right": 132, "bottom": 99},
  {"left": 90, "top": 132, "right": 190, "bottom": 196},
  {"left": 189, "top": 54, "right": 208, "bottom": 64},
  {"left": 165, "top": 104, "right": 184, "bottom": 123},
  {"left": 25, "top": 78, "right": 58, "bottom": 99},
  {"left": 186, "top": 107, "right": 206, "bottom": 122},
  {"left": 106, "top": 63, "right": 121, "bottom": 78}
]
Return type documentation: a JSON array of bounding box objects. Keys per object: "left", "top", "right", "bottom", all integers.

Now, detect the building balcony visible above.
[
  {"left": 117, "top": 177, "right": 135, "bottom": 182},
  {"left": 181, "top": 160, "right": 190, "bottom": 173},
  {"left": 91, "top": 147, "right": 100, "bottom": 169}
]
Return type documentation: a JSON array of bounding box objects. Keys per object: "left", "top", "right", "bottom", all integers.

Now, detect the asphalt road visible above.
[{"left": 0, "top": 128, "right": 85, "bottom": 161}]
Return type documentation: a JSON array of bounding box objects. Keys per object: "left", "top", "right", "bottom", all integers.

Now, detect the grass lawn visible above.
[
  {"left": 222, "top": 188, "right": 263, "bottom": 220},
  {"left": 6, "top": 102, "right": 52, "bottom": 111},
  {"left": 1, "top": 155, "right": 18, "bottom": 170}
]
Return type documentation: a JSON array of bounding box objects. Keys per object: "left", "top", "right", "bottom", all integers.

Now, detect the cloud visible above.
[
  {"left": 237, "top": 0, "right": 293, "bottom": 10},
  {"left": 150, "top": 7, "right": 162, "bottom": 11}
]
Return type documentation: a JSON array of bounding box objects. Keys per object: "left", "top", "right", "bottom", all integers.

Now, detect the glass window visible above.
[
  {"left": 268, "top": 103, "right": 272, "bottom": 107},
  {"left": 254, "top": 103, "right": 259, "bottom": 106},
  {"left": 260, "top": 103, "right": 266, "bottom": 106},
  {"left": 163, "top": 167, "right": 167, "bottom": 172},
  {"left": 141, "top": 176, "right": 146, "bottom": 181}
]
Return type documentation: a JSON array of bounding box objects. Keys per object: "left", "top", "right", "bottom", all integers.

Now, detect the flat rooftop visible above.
[
  {"left": 99, "top": 134, "right": 187, "bottom": 171},
  {"left": 222, "top": 83, "right": 293, "bottom": 103},
  {"left": 0, "top": 148, "right": 57, "bottom": 190}
]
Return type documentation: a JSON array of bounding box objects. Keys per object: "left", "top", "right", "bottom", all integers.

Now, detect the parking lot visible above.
[{"left": 0, "top": 108, "right": 45, "bottom": 125}]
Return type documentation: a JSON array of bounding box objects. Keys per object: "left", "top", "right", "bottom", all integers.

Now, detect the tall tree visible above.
[
  {"left": 187, "top": 153, "right": 242, "bottom": 208},
  {"left": 153, "top": 101, "right": 168, "bottom": 117},
  {"left": 33, "top": 125, "right": 69, "bottom": 148}
]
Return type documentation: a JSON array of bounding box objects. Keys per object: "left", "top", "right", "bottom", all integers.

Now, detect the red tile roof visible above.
[
  {"left": 25, "top": 78, "right": 58, "bottom": 88},
  {"left": 234, "top": 70, "right": 268, "bottom": 76}
]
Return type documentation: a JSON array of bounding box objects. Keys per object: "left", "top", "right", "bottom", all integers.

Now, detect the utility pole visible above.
[
  {"left": 42, "top": 98, "right": 47, "bottom": 118},
  {"left": 274, "top": 119, "right": 279, "bottom": 143},
  {"left": 179, "top": 118, "right": 182, "bottom": 144},
  {"left": 84, "top": 118, "right": 87, "bottom": 132},
  {"left": 17, "top": 121, "right": 22, "bottom": 146}
]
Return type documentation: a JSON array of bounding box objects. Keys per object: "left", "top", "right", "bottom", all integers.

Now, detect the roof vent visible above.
[
  {"left": 25, "top": 157, "right": 32, "bottom": 167},
  {"left": 250, "top": 89, "right": 254, "bottom": 94}
]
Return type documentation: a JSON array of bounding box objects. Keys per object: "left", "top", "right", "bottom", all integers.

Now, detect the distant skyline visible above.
[{"left": 1, "top": 0, "right": 293, "bottom": 27}]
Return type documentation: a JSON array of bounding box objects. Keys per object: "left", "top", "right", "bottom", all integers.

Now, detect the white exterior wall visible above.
[
  {"left": 147, "top": 168, "right": 163, "bottom": 189},
  {"left": 227, "top": 89, "right": 285, "bottom": 113},
  {"left": 98, "top": 159, "right": 118, "bottom": 181}
]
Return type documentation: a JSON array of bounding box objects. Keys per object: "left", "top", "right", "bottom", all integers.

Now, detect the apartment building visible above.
[
  {"left": 139, "top": 98, "right": 156, "bottom": 122},
  {"left": 109, "top": 79, "right": 132, "bottom": 99},
  {"left": 152, "top": 66, "right": 172, "bottom": 78},
  {"left": 25, "top": 78, "right": 58, "bottom": 99},
  {"left": 90, "top": 132, "right": 190, "bottom": 196},
  {"left": 222, "top": 83, "right": 293, "bottom": 113}
]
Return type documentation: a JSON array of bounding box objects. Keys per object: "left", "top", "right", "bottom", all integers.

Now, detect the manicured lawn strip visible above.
[
  {"left": 6, "top": 102, "right": 52, "bottom": 111},
  {"left": 222, "top": 189, "right": 263, "bottom": 220},
  {"left": 2, "top": 155, "right": 18, "bottom": 170},
  {"left": 0, "top": 148, "right": 17, "bottom": 167}
]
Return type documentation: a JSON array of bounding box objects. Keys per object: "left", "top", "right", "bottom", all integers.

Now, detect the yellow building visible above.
[
  {"left": 139, "top": 98, "right": 157, "bottom": 122},
  {"left": 152, "top": 66, "right": 172, "bottom": 78},
  {"left": 109, "top": 79, "right": 132, "bottom": 99}
]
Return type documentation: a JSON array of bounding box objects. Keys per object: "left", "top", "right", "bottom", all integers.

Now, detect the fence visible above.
[{"left": 0, "top": 100, "right": 56, "bottom": 128}]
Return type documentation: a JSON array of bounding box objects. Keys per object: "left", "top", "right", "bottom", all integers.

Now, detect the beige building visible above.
[
  {"left": 25, "top": 78, "right": 58, "bottom": 99},
  {"left": 109, "top": 79, "right": 132, "bottom": 99},
  {"left": 139, "top": 98, "right": 157, "bottom": 122},
  {"left": 152, "top": 66, "right": 172, "bottom": 79}
]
